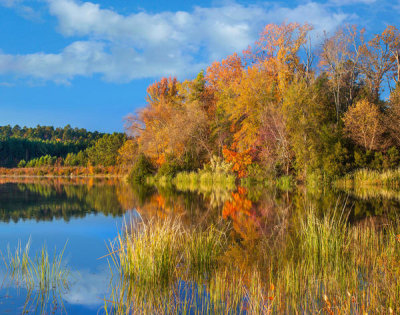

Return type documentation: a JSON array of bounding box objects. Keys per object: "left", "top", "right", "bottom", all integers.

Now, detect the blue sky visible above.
[{"left": 0, "top": 0, "right": 397, "bottom": 132}]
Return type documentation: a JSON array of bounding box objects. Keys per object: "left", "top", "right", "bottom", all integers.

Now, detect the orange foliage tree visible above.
[{"left": 222, "top": 145, "right": 252, "bottom": 178}]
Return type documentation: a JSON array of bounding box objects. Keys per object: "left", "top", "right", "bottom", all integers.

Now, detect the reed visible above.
[
  {"left": 174, "top": 171, "right": 236, "bottom": 191},
  {"left": 117, "top": 219, "right": 183, "bottom": 288},
  {"left": 1, "top": 241, "right": 70, "bottom": 313},
  {"left": 336, "top": 167, "right": 400, "bottom": 189},
  {"left": 2, "top": 240, "right": 31, "bottom": 282},
  {"left": 265, "top": 206, "right": 400, "bottom": 313},
  {"left": 113, "top": 219, "right": 228, "bottom": 287},
  {"left": 105, "top": 205, "right": 400, "bottom": 314}
]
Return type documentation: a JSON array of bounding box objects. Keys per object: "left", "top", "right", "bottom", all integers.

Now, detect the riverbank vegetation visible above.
[
  {"left": 337, "top": 167, "right": 400, "bottom": 189},
  {"left": 122, "top": 23, "right": 400, "bottom": 187},
  {"left": 106, "top": 206, "right": 400, "bottom": 314},
  {"left": 4, "top": 24, "right": 400, "bottom": 186},
  {"left": 99, "top": 21, "right": 400, "bottom": 313}
]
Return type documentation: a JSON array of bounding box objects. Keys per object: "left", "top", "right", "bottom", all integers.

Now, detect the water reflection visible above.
[
  {"left": 0, "top": 177, "right": 398, "bottom": 313},
  {"left": 0, "top": 179, "right": 130, "bottom": 222}
]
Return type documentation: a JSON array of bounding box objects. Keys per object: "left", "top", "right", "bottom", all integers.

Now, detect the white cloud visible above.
[
  {"left": 63, "top": 268, "right": 110, "bottom": 306},
  {"left": 0, "top": 0, "right": 350, "bottom": 83},
  {"left": 0, "top": 0, "right": 39, "bottom": 20}
]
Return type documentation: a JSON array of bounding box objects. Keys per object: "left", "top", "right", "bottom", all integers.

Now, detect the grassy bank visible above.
[
  {"left": 336, "top": 168, "right": 400, "bottom": 189},
  {"left": 105, "top": 208, "right": 400, "bottom": 314},
  {"left": 146, "top": 170, "right": 236, "bottom": 191},
  {"left": 174, "top": 171, "right": 236, "bottom": 191}
]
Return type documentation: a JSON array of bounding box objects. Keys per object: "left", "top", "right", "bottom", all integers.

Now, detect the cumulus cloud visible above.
[{"left": 0, "top": 0, "right": 350, "bottom": 83}]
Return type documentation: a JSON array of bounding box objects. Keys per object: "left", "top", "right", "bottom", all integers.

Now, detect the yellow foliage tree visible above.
[{"left": 343, "top": 99, "right": 386, "bottom": 151}]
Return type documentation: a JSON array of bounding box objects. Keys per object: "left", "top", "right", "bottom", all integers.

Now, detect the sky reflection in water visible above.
[
  {"left": 0, "top": 180, "right": 138, "bottom": 314},
  {"left": 0, "top": 178, "right": 399, "bottom": 313}
]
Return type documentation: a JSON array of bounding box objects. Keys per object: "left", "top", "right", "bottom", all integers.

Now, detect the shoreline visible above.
[{"left": 0, "top": 174, "right": 123, "bottom": 178}]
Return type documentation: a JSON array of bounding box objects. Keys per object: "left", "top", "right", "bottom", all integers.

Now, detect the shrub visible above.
[
  {"left": 128, "top": 154, "right": 155, "bottom": 184},
  {"left": 157, "top": 158, "right": 182, "bottom": 180},
  {"left": 17, "top": 160, "right": 26, "bottom": 168}
]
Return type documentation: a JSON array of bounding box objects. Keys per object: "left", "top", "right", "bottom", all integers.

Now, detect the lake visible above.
[{"left": 0, "top": 177, "right": 398, "bottom": 314}]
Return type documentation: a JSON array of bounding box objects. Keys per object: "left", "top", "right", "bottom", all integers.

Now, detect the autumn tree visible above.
[
  {"left": 360, "top": 29, "right": 395, "bottom": 101},
  {"left": 127, "top": 74, "right": 213, "bottom": 168},
  {"left": 227, "top": 63, "right": 278, "bottom": 151},
  {"left": 343, "top": 99, "right": 386, "bottom": 151},
  {"left": 127, "top": 77, "right": 182, "bottom": 165},
  {"left": 178, "top": 72, "right": 214, "bottom": 160},
  {"left": 247, "top": 22, "right": 312, "bottom": 92},
  {"left": 211, "top": 23, "right": 312, "bottom": 161},
  {"left": 205, "top": 53, "right": 243, "bottom": 153},
  {"left": 320, "top": 25, "right": 364, "bottom": 121},
  {"left": 118, "top": 139, "right": 138, "bottom": 170},
  {"left": 281, "top": 75, "right": 341, "bottom": 178}
]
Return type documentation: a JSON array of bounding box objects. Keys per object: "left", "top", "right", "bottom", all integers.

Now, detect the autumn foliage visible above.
[
  {"left": 127, "top": 23, "right": 400, "bottom": 180},
  {"left": 222, "top": 146, "right": 252, "bottom": 178}
]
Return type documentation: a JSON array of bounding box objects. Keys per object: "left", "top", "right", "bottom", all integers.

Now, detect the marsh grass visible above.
[
  {"left": 174, "top": 171, "right": 235, "bottom": 208},
  {"left": 264, "top": 205, "right": 400, "bottom": 313},
  {"left": 336, "top": 168, "right": 400, "bottom": 189},
  {"left": 117, "top": 219, "right": 183, "bottom": 287},
  {"left": 1, "top": 240, "right": 70, "bottom": 314},
  {"left": 104, "top": 203, "right": 400, "bottom": 314},
  {"left": 174, "top": 171, "right": 236, "bottom": 192},
  {"left": 110, "top": 219, "right": 228, "bottom": 288},
  {"left": 2, "top": 240, "right": 31, "bottom": 282}
]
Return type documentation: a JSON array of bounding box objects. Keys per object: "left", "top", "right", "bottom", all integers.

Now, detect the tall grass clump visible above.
[
  {"left": 1, "top": 240, "right": 70, "bottom": 314},
  {"left": 2, "top": 241, "right": 69, "bottom": 291},
  {"left": 112, "top": 218, "right": 229, "bottom": 288},
  {"left": 29, "top": 243, "right": 69, "bottom": 293},
  {"left": 105, "top": 218, "right": 235, "bottom": 314},
  {"left": 300, "top": 207, "right": 350, "bottom": 273},
  {"left": 117, "top": 219, "right": 183, "bottom": 287},
  {"left": 185, "top": 224, "right": 228, "bottom": 276},
  {"left": 173, "top": 155, "right": 236, "bottom": 192}
]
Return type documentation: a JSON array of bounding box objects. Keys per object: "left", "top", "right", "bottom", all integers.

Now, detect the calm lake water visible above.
[{"left": 0, "top": 177, "right": 397, "bottom": 314}]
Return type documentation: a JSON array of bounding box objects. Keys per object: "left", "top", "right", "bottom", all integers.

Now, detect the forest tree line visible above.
[
  {"left": 0, "top": 124, "right": 127, "bottom": 168},
  {"left": 125, "top": 23, "right": 400, "bottom": 182}
]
